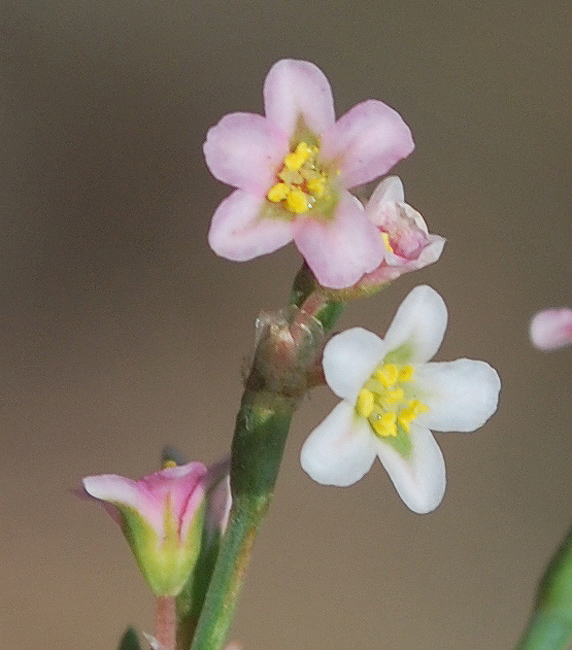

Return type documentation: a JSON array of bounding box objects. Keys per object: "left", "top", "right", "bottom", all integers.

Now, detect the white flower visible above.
[{"left": 300, "top": 285, "right": 501, "bottom": 513}]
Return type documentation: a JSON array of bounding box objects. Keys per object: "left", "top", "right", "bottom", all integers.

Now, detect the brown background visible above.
[{"left": 1, "top": 0, "right": 572, "bottom": 648}]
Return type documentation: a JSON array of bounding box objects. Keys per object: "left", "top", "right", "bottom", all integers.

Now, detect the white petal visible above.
[
  {"left": 383, "top": 285, "right": 448, "bottom": 363},
  {"left": 368, "top": 175, "right": 405, "bottom": 207},
  {"left": 415, "top": 359, "right": 501, "bottom": 432},
  {"left": 323, "top": 328, "right": 386, "bottom": 402},
  {"left": 375, "top": 424, "right": 446, "bottom": 514},
  {"left": 301, "top": 402, "right": 377, "bottom": 487}
]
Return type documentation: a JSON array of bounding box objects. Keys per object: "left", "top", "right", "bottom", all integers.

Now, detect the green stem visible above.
[
  {"left": 516, "top": 523, "right": 572, "bottom": 650},
  {"left": 189, "top": 392, "right": 295, "bottom": 650},
  {"left": 188, "top": 290, "right": 343, "bottom": 650}
]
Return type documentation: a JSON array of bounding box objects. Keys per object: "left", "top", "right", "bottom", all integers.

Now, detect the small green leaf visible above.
[{"left": 118, "top": 627, "right": 141, "bottom": 650}]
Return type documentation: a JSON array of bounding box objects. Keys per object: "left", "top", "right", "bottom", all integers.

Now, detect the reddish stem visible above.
[{"left": 155, "top": 596, "right": 177, "bottom": 650}]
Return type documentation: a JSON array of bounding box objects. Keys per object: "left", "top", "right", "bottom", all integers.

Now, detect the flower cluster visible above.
[
  {"left": 79, "top": 58, "right": 502, "bottom": 650},
  {"left": 204, "top": 59, "right": 443, "bottom": 289}
]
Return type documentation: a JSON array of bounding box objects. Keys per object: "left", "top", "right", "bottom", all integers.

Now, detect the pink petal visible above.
[
  {"left": 140, "top": 463, "right": 208, "bottom": 538},
  {"left": 530, "top": 308, "right": 572, "bottom": 350},
  {"left": 293, "top": 192, "right": 384, "bottom": 289},
  {"left": 263, "top": 59, "right": 336, "bottom": 136},
  {"left": 208, "top": 190, "right": 294, "bottom": 261},
  {"left": 367, "top": 175, "right": 405, "bottom": 205},
  {"left": 204, "top": 457, "right": 232, "bottom": 541},
  {"left": 83, "top": 474, "right": 164, "bottom": 535},
  {"left": 83, "top": 462, "right": 208, "bottom": 538},
  {"left": 355, "top": 235, "right": 444, "bottom": 289},
  {"left": 204, "top": 113, "right": 288, "bottom": 193},
  {"left": 321, "top": 100, "right": 414, "bottom": 188}
]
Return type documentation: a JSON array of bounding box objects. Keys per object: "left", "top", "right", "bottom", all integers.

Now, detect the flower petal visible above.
[
  {"left": 530, "top": 308, "right": 572, "bottom": 351},
  {"left": 263, "top": 59, "right": 336, "bottom": 136},
  {"left": 208, "top": 190, "right": 294, "bottom": 261},
  {"left": 293, "top": 192, "right": 384, "bottom": 289},
  {"left": 301, "top": 402, "right": 377, "bottom": 487},
  {"left": 375, "top": 424, "right": 446, "bottom": 514},
  {"left": 83, "top": 474, "right": 141, "bottom": 510},
  {"left": 203, "top": 113, "right": 288, "bottom": 193},
  {"left": 367, "top": 175, "right": 405, "bottom": 207},
  {"left": 414, "top": 359, "right": 501, "bottom": 432},
  {"left": 145, "top": 463, "right": 207, "bottom": 538},
  {"left": 383, "top": 285, "right": 448, "bottom": 363},
  {"left": 83, "top": 474, "right": 163, "bottom": 534},
  {"left": 321, "top": 100, "right": 414, "bottom": 188},
  {"left": 323, "top": 327, "right": 386, "bottom": 402}
]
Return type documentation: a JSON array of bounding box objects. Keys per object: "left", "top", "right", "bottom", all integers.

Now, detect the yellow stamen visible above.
[
  {"left": 398, "top": 400, "right": 429, "bottom": 432},
  {"left": 286, "top": 188, "right": 309, "bottom": 214},
  {"left": 357, "top": 359, "right": 429, "bottom": 441},
  {"left": 284, "top": 142, "right": 313, "bottom": 171},
  {"left": 409, "top": 399, "right": 429, "bottom": 415},
  {"left": 307, "top": 176, "right": 326, "bottom": 198},
  {"left": 356, "top": 389, "right": 375, "bottom": 418},
  {"left": 381, "top": 231, "right": 394, "bottom": 254},
  {"left": 398, "top": 365, "right": 414, "bottom": 382},
  {"left": 267, "top": 182, "right": 290, "bottom": 203},
  {"left": 162, "top": 460, "right": 177, "bottom": 469},
  {"left": 267, "top": 142, "right": 329, "bottom": 215},
  {"left": 372, "top": 411, "right": 398, "bottom": 437},
  {"left": 375, "top": 363, "right": 399, "bottom": 387}
]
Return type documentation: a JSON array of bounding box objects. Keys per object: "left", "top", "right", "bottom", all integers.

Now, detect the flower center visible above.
[
  {"left": 355, "top": 362, "right": 429, "bottom": 437},
  {"left": 267, "top": 141, "right": 330, "bottom": 215}
]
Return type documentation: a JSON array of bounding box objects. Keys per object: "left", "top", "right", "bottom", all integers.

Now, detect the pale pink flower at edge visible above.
[
  {"left": 530, "top": 308, "right": 572, "bottom": 351},
  {"left": 204, "top": 59, "right": 415, "bottom": 289}
]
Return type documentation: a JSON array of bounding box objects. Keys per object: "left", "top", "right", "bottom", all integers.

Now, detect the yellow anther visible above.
[
  {"left": 356, "top": 389, "right": 375, "bottom": 418},
  {"left": 307, "top": 176, "right": 326, "bottom": 198},
  {"left": 381, "top": 231, "right": 394, "bottom": 254},
  {"left": 375, "top": 364, "right": 399, "bottom": 387},
  {"left": 398, "top": 365, "right": 414, "bottom": 382},
  {"left": 286, "top": 188, "right": 309, "bottom": 214},
  {"left": 267, "top": 182, "right": 290, "bottom": 203},
  {"left": 384, "top": 387, "right": 405, "bottom": 403},
  {"left": 162, "top": 460, "right": 177, "bottom": 469},
  {"left": 397, "top": 410, "right": 414, "bottom": 432},
  {"left": 297, "top": 141, "right": 315, "bottom": 157},
  {"left": 409, "top": 399, "right": 429, "bottom": 415},
  {"left": 373, "top": 411, "right": 398, "bottom": 437},
  {"left": 284, "top": 142, "right": 313, "bottom": 171}
]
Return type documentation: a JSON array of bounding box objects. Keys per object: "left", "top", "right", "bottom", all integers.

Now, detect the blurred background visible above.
[{"left": 1, "top": 0, "right": 572, "bottom": 648}]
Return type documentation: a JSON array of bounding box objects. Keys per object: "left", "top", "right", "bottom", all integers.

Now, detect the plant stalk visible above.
[{"left": 188, "top": 289, "right": 343, "bottom": 650}]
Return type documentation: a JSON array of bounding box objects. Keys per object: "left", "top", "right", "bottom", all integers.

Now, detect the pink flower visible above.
[
  {"left": 356, "top": 176, "right": 445, "bottom": 288},
  {"left": 204, "top": 59, "right": 414, "bottom": 289},
  {"left": 530, "top": 308, "right": 572, "bottom": 350},
  {"left": 83, "top": 462, "right": 210, "bottom": 596}
]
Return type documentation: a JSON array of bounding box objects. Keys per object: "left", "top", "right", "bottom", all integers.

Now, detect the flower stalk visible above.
[
  {"left": 156, "top": 596, "right": 177, "bottom": 650},
  {"left": 188, "top": 289, "right": 343, "bottom": 650}
]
